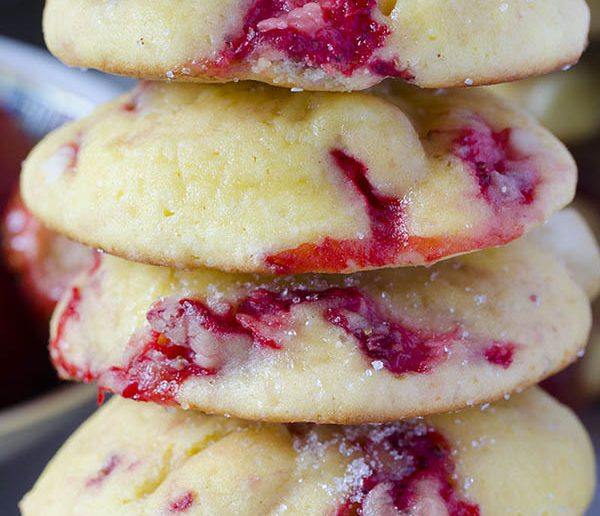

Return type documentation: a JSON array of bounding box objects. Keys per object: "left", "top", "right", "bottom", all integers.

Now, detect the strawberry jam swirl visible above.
[
  {"left": 186, "top": 0, "right": 410, "bottom": 80},
  {"left": 294, "top": 422, "right": 479, "bottom": 515},
  {"left": 451, "top": 118, "right": 538, "bottom": 210},
  {"left": 267, "top": 114, "right": 541, "bottom": 273},
  {"left": 50, "top": 253, "right": 102, "bottom": 382},
  {"left": 51, "top": 275, "right": 517, "bottom": 405},
  {"left": 266, "top": 149, "right": 408, "bottom": 273}
]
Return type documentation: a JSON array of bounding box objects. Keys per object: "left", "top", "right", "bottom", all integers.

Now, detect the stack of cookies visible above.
[{"left": 19, "top": 1, "right": 598, "bottom": 514}]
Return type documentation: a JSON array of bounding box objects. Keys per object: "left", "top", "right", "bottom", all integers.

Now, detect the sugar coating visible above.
[{"left": 20, "top": 389, "right": 596, "bottom": 515}]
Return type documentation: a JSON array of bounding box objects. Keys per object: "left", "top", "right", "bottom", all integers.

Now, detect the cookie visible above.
[
  {"left": 488, "top": 65, "right": 600, "bottom": 144},
  {"left": 543, "top": 300, "right": 600, "bottom": 408},
  {"left": 572, "top": 200, "right": 600, "bottom": 396},
  {"left": 2, "top": 192, "right": 97, "bottom": 319},
  {"left": 22, "top": 82, "right": 576, "bottom": 274},
  {"left": 49, "top": 235, "right": 590, "bottom": 423},
  {"left": 540, "top": 201, "right": 600, "bottom": 406},
  {"left": 20, "top": 388, "right": 595, "bottom": 515},
  {"left": 526, "top": 207, "right": 600, "bottom": 299},
  {"left": 43, "top": 0, "right": 589, "bottom": 91}
]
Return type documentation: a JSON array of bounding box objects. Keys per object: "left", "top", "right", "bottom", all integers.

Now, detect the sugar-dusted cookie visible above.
[
  {"left": 22, "top": 82, "right": 576, "bottom": 274},
  {"left": 43, "top": 0, "right": 589, "bottom": 91},
  {"left": 48, "top": 237, "right": 589, "bottom": 423},
  {"left": 20, "top": 389, "right": 595, "bottom": 515}
]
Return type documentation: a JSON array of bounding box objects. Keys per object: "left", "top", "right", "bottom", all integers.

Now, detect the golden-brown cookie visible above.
[
  {"left": 22, "top": 82, "right": 576, "bottom": 274},
  {"left": 48, "top": 237, "right": 590, "bottom": 423},
  {"left": 43, "top": 0, "right": 590, "bottom": 91},
  {"left": 20, "top": 389, "right": 595, "bottom": 515}
]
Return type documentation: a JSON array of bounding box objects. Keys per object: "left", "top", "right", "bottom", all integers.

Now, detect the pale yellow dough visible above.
[
  {"left": 549, "top": 200, "right": 600, "bottom": 400},
  {"left": 22, "top": 82, "right": 576, "bottom": 274},
  {"left": 526, "top": 207, "right": 600, "bottom": 300},
  {"left": 488, "top": 66, "right": 600, "bottom": 144},
  {"left": 49, "top": 236, "right": 590, "bottom": 423},
  {"left": 20, "top": 389, "right": 595, "bottom": 515},
  {"left": 43, "top": 0, "right": 590, "bottom": 91}
]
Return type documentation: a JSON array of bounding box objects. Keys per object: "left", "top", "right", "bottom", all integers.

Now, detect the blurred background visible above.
[
  {"left": 0, "top": 0, "right": 43, "bottom": 46},
  {"left": 0, "top": 1, "right": 600, "bottom": 515}
]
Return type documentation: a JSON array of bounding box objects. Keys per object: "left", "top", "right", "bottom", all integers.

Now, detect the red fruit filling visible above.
[
  {"left": 169, "top": 492, "right": 195, "bottom": 513},
  {"left": 112, "top": 331, "right": 217, "bottom": 404},
  {"left": 61, "top": 140, "right": 79, "bottom": 170},
  {"left": 107, "top": 297, "right": 258, "bottom": 403},
  {"left": 328, "top": 423, "right": 479, "bottom": 515},
  {"left": 452, "top": 120, "right": 538, "bottom": 209},
  {"left": 266, "top": 149, "right": 408, "bottom": 273},
  {"left": 113, "top": 288, "right": 455, "bottom": 403},
  {"left": 86, "top": 454, "right": 121, "bottom": 488},
  {"left": 49, "top": 255, "right": 101, "bottom": 382},
  {"left": 206, "top": 0, "right": 410, "bottom": 79},
  {"left": 47, "top": 281, "right": 518, "bottom": 404},
  {"left": 51, "top": 286, "right": 86, "bottom": 379},
  {"left": 42, "top": 137, "right": 80, "bottom": 184},
  {"left": 484, "top": 342, "right": 515, "bottom": 369},
  {"left": 268, "top": 114, "right": 541, "bottom": 273},
  {"left": 103, "top": 288, "right": 453, "bottom": 404},
  {"left": 317, "top": 288, "right": 453, "bottom": 374},
  {"left": 239, "top": 287, "right": 457, "bottom": 374}
]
